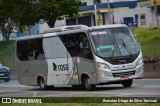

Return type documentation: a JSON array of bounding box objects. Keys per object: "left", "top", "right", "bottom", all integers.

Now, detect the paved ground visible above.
[{"left": 0, "top": 79, "right": 160, "bottom": 97}]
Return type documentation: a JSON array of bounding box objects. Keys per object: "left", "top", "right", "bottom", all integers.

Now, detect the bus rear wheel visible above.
[
  {"left": 122, "top": 79, "right": 133, "bottom": 88},
  {"left": 38, "top": 77, "right": 54, "bottom": 90},
  {"left": 38, "top": 77, "right": 47, "bottom": 90}
]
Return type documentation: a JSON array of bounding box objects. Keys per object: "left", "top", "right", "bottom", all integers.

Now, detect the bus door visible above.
[
  {"left": 59, "top": 33, "right": 79, "bottom": 85},
  {"left": 43, "top": 36, "right": 69, "bottom": 85},
  {"left": 59, "top": 32, "right": 97, "bottom": 85},
  {"left": 76, "top": 33, "right": 97, "bottom": 84}
]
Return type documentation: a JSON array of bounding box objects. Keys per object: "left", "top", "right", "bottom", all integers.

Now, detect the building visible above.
[
  {"left": 39, "top": 0, "right": 160, "bottom": 37},
  {"left": 65, "top": 0, "right": 158, "bottom": 28},
  {"left": 1, "top": 0, "right": 159, "bottom": 39}
]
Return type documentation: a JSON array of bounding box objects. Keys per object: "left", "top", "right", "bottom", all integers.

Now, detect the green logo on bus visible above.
[{"left": 53, "top": 62, "right": 68, "bottom": 71}]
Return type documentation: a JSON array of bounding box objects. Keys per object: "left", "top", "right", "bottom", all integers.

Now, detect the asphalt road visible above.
[{"left": 0, "top": 79, "right": 160, "bottom": 97}]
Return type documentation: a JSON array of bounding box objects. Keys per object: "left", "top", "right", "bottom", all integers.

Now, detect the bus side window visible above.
[
  {"left": 17, "top": 38, "right": 45, "bottom": 61},
  {"left": 59, "top": 34, "right": 77, "bottom": 57},
  {"left": 17, "top": 41, "right": 29, "bottom": 61}
]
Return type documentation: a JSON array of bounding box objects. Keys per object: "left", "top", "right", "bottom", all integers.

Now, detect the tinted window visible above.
[
  {"left": 59, "top": 32, "right": 93, "bottom": 60},
  {"left": 60, "top": 34, "right": 77, "bottom": 57},
  {"left": 17, "top": 38, "right": 45, "bottom": 61}
]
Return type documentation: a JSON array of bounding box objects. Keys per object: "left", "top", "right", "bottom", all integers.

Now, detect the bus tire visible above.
[
  {"left": 38, "top": 77, "right": 54, "bottom": 90},
  {"left": 4, "top": 77, "right": 10, "bottom": 82},
  {"left": 82, "top": 76, "right": 95, "bottom": 91},
  {"left": 122, "top": 79, "right": 133, "bottom": 88},
  {"left": 38, "top": 77, "right": 47, "bottom": 90}
]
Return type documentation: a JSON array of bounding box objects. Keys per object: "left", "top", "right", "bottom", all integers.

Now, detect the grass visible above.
[
  {"left": 0, "top": 40, "right": 15, "bottom": 54},
  {"left": 132, "top": 27, "right": 160, "bottom": 58},
  {"left": 0, "top": 40, "right": 15, "bottom": 69}
]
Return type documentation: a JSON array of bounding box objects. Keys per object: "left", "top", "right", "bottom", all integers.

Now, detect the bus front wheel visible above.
[
  {"left": 122, "top": 79, "right": 133, "bottom": 88},
  {"left": 82, "top": 76, "right": 95, "bottom": 91}
]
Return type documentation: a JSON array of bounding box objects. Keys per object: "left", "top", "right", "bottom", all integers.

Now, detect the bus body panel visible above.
[
  {"left": 95, "top": 52, "right": 143, "bottom": 84},
  {"left": 43, "top": 34, "right": 75, "bottom": 85},
  {"left": 15, "top": 24, "right": 144, "bottom": 88},
  {"left": 76, "top": 57, "right": 97, "bottom": 84},
  {"left": 16, "top": 59, "right": 48, "bottom": 86}
]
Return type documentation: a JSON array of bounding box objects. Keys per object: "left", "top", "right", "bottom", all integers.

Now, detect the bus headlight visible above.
[
  {"left": 137, "top": 58, "right": 143, "bottom": 66},
  {"left": 97, "top": 62, "right": 110, "bottom": 69}
]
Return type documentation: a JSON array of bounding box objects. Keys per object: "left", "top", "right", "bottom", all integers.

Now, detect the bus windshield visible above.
[{"left": 88, "top": 27, "right": 140, "bottom": 58}]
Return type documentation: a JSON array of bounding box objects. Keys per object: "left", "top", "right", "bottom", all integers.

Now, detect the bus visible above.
[{"left": 15, "top": 24, "right": 143, "bottom": 90}]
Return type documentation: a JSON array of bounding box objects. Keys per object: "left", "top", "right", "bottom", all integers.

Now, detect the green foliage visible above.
[
  {"left": 0, "top": 40, "right": 15, "bottom": 68},
  {"left": 132, "top": 28, "right": 160, "bottom": 57},
  {"left": 0, "top": 0, "right": 81, "bottom": 40},
  {"left": 34, "top": 0, "right": 81, "bottom": 27},
  {"left": 0, "top": 0, "right": 17, "bottom": 40},
  {"left": 0, "top": 0, "right": 37, "bottom": 40},
  {"left": 0, "top": 40, "right": 15, "bottom": 54}
]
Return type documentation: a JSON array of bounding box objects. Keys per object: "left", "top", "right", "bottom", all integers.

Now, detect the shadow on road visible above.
[{"left": 24, "top": 86, "right": 128, "bottom": 92}]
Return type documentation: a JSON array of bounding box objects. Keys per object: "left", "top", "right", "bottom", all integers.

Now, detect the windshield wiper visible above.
[{"left": 121, "top": 38, "right": 133, "bottom": 57}]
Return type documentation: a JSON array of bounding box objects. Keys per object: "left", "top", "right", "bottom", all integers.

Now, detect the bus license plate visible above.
[{"left": 120, "top": 76, "right": 129, "bottom": 80}]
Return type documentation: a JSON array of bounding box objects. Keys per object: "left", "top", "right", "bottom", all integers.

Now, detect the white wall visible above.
[
  {"left": 80, "top": 0, "right": 137, "bottom": 5},
  {"left": 39, "top": 19, "right": 66, "bottom": 34},
  {"left": 54, "top": 19, "right": 66, "bottom": 27},
  {"left": 80, "top": 0, "right": 93, "bottom": 5},
  {"left": 113, "top": 7, "right": 155, "bottom": 28},
  {"left": 39, "top": 23, "right": 50, "bottom": 34}
]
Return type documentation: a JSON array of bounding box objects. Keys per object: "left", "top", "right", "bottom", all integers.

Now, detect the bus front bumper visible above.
[{"left": 96, "top": 64, "right": 143, "bottom": 84}]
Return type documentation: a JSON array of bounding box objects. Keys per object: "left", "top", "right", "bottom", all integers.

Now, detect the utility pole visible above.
[
  {"left": 154, "top": 0, "right": 159, "bottom": 27},
  {"left": 107, "top": 0, "right": 112, "bottom": 24},
  {"left": 153, "top": 0, "right": 158, "bottom": 70},
  {"left": 94, "top": 4, "right": 98, "bottom": 26}
]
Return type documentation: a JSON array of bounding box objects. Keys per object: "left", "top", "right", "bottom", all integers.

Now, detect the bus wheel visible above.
[
  {"left": 38, "top": 77, "right": 47, "bottom": 90},
  {"left": 4, "top": 78, "right": 10, "bottom": 82},
  {"left": 83, "top": 76, "right": 95, "bottom": 91},
  {"left": 122, "top": 79, "right": 133, "bottom": 88}
]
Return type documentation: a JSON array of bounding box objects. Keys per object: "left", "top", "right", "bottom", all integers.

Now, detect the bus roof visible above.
[
  {"left": 16, "top": 34, "right": 43, "bottom": 41},
  {"left": 16, "top": 24, "right": 128, "bottom": 41},
  {"left": 89, "top": 24, "right": 127, "bottom": 30}
]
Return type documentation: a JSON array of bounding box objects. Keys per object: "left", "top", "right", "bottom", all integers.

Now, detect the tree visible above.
[
  {"left": 0, "top": 0, "right": 16, "bottom": 40},
  {"left": 0, "top": 17, "right": 15, "bottom": 41},
  {"left": 0, "top": 0, "right": 40, "bottom": 40},
  {"left": 34, "top": 0, "right": 81, "bottom": 27},
  {"left": 14, "top": 0, "right": 40, "bottom": 32},
  {"left": 0, "top": 0, "right": 81, "bottom": 40}
]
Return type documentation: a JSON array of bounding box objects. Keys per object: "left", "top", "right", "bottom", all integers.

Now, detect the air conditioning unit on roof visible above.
[{"left": 43, "top": 25, "right": 88, "bottom": 34}]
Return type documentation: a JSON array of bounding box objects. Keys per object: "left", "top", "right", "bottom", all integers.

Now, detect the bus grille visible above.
[
  {"left": 113, "top": 71, "right": 135, "bottom": 77},
  {"left": 111, "top": 58, "right": 135, "bottom": 65}
]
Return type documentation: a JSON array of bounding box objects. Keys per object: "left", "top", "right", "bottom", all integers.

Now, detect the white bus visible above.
[{"left": 16, "top": 24, "right": 143, "bottom": 90}]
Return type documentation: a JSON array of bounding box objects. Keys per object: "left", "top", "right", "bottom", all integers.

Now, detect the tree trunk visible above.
[{"left": 47, "top": 18, "right": 57, "bottom": 28}]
